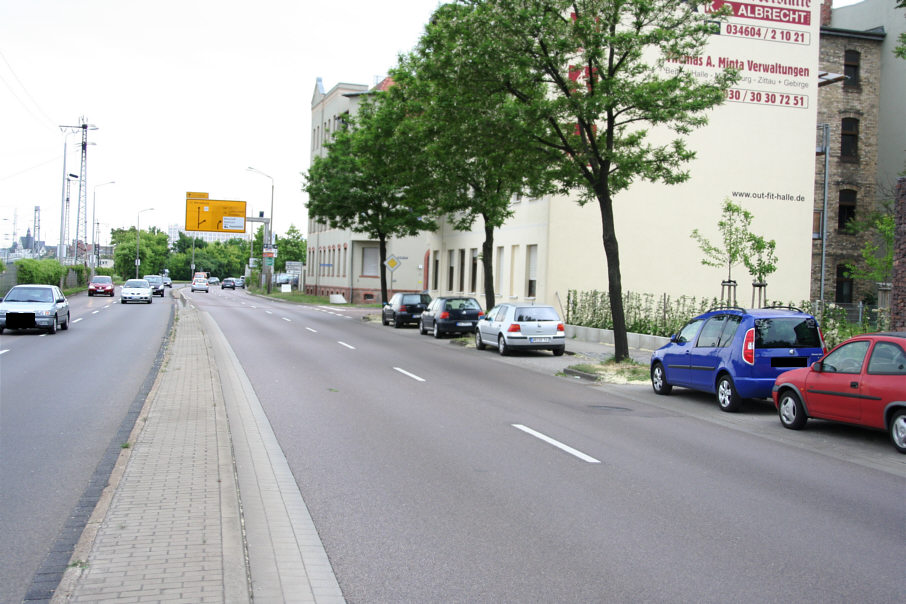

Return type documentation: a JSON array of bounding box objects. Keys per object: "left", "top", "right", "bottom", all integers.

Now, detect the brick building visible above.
[{"left": 812, "top": 7, "right": 885, "bottom": 305}]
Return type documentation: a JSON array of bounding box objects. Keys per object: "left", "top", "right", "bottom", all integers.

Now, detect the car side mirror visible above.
[
  {"left": 670, "top": 334, "right": 678, "bottom": 343},
  {"left": 57, "top": 297, "right": 66, "bottom": 303},
  {"left": 811, "top": 361, "right": 823, "bottom": 373}
]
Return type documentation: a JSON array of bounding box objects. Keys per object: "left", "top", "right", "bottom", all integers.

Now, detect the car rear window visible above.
[
  {"left": 515, "top": 307, "right": 560, "bottom": 322},
  {"left": 755, "top": 317, "right": 821, "bottom": 348},
  {"left": 402, "top": 294, "right": 430, "bottom": 304}
]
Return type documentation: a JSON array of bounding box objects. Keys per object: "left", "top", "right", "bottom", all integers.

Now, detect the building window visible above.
[
  {"left": 343, "top": 245, "right": 347, "bottom": 277},
  {"left": 838, "top": 189, "right": 857, "bottom": 232},
  {"left": 495, "top": 246, "right": 504, "bottom": 295},
  {"left": 458, "top": 249, "right": 465, "bottom": 292},
  {"left": 448, "top": 250, "right": 455, "bottom": 291},
  {"left": 843, "top": 50, "right": 860, "bottom": 88},
  {"left": 835, "top": 264, "right": 853, "bottom": 303},
  {"left": 813, "top": 210, "right": 823, "bottom": 239},
  {"left": 470, "top": 249, "right": 478, "bottom": 293},
  {"left": 840, "top": 118, "right": 859, "bottom": 161},
  {"left": 432, "top": 251, "right": 439, "bottom": 290},
  {"left": 362, "top": 247, "right": 379, "bottom": 277},
  {"left": 526, "top": 245, "right": 538, "bottom": 298}
]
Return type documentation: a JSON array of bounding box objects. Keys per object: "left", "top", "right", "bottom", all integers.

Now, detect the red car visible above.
[
  {"left": 88, "top": 275, "right": 115, "bottom": 297},
  {"left": 772, "top": 332, "right": 906, "bottom": 453}
]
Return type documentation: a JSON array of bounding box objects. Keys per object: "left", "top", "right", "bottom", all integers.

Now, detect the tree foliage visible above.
[
  {"left": 845, "top": 212, "right": 895, "bottom": 283},
  {"left": 440, "top": 0, "right": 737, "bottom": 359},
  {"left": 275, "top": 224, "right": 307, "bottom": 272},
  {"left": 111, "top": 227, "right": 170, "bottom": 279},
  {"left": 304, "top": 92, "right": 437, "bottom": 303}
]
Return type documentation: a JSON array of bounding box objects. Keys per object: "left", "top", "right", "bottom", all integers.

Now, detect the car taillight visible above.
[
  {"left": 478, "top": 311, "right": 484, "bottom": 319},
  {"left": 507, "top": 323, "right": 522, "bottom": 333},
  {"left": 742, "top": 328, "right": 755, "bottom": 365},
  {"left": 557, "top": 323, "right": 564, "bottom": 332},
  {"left": 399, "top": 305, "right": 407, "bottom": 312},
  {"left": 440, "top": 311, "right": 450, "bottom": 319}
]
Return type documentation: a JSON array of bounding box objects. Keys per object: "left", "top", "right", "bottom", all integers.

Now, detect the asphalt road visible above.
[
  {"left": 195, "top": 289, "right": 906, "bottom": 603},
  {"left": 0, "top": 288, "right": 172, "bottom": 604}
]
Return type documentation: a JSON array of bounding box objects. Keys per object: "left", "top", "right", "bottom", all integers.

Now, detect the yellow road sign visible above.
[
  {"left": 186, "top": 191, "right": 209, "bottom": 199},
  {"left": 185, "top": 198, "right": 247, "bottom": 232}
]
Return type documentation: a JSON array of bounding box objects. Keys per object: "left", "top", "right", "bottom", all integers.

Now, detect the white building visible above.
[{"left": 309, "top": 3, "right": 824, "bottom": 310}]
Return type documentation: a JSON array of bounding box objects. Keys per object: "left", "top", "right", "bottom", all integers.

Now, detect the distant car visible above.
[
  {"left": 382, "top": 292, "right": 431, "bottom": 328},
  {"left": 191, "top": 278, "right": 209, "bottom": 293},
  {"left": 649, "top": 306, "right": 826, "bottom": 412},
  {"left": 88, "top": 275, "right": 115, "bottom": 297},
  {"left": 221, "top": 278, "right": 236, "bottom": 289},
  {"left": 773, "top": 332, "right": 906, "bottom": 453},
  {"left": 234, "top": 276, "right": 245, "bottom": 289},
  {"left": 162, "top": 276, "right": 172, "bottom": 288},
  {"left": 475, "top": 303, "right": 565, "bottom": 356},
  {"left": 121, "top": 279, "right": 153, "bottom": 304},
  {"left": 419, "top": 297, "right": 484, "bottom": 338},
  {"left": 0, "top": 284, "right": 71, "bottom": 334},
  {"left": 207, "top": 277, "right": 220, "bottom": 285},
  {"left": 143, "top": 274, "right": 165, "bottom": 297}
]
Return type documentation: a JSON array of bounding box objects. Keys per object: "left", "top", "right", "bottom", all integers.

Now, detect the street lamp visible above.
[
  {"left": 92, "top": 181, "right": 115, "bottom": 268},
  {"left": 247, "top": 166, "right": 274, "bottom": 293},
  {"left": 136, "top": 208, "right": 154, "bottom": 278}
]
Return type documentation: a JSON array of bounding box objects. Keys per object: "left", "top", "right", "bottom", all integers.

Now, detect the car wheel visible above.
[
  {"left": 475, "top": 330, "right": 486, "bottom": 350},
  {"left": 777, "top": 389, "right": 807, "bottom": 430},
  {"left": 148, "top": 298, "right": 152, "bottom": 304},
  {"left": 433, "top": 322, "right": 442, "bottom": 339},
  {"left": 121, "top": 299, "right": 126, "bottom": 304},
  {"left": 60, "top": 312, "right": 69, "bottom": 330},
  {"left": 382, "top": 313, "right": 389, "bottom": 326},
  {"left": 889, "top": 410, "right": 906, "bottom": 454},
  {"left": 716, "top": 375, "right": 742, "bottom": 412},
  {"left": 419, "top": 320, "right": 427, "bottom": 335},
  {"left": 651, "top": 362, "right": 672, "bottom": 395},
  {"left": 88, "top": 291, "right": 93, "bottom": 297},
  {"left": 497, "top": 335, "right": 509, "bottom": 356},
  {"left": 552, "top": 346, "right": 565, "bottom": 356},
  {"left": 394, "top": 317, "right": 402, "bottom": 328},
  {"left": 48, "top": 316, "right": 58, "bottom": 334}
]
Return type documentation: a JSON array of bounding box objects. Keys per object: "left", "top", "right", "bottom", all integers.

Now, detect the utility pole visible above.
[{"left": 60, "top": 119, "right": 97, "bottom": 265}]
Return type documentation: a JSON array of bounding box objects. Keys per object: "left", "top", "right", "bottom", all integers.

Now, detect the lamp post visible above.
[
  {"left": 136, "top": 208, "right": 154, "bottom": 278},
  {"left": 92, "top": 181, "right": 115, "bottom": 269},
  {"left": 247, "top": 166, "right": 274, "bottom": 293}
]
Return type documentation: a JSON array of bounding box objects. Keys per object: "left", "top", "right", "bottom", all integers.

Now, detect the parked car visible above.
[
  {"left": 650, "top": 306, "right": 826, "bottom": 412},
  {"left": 221, "top": 278, "right": 236, "bottom": 289},
  {"left": 382, "top": 293, "right": 432, "bottom": 328},
  {"left": 191, "top": 277, "right": 210, "bottom": 293},
  {"left": 88, "top": 275, "right": 115, "bottom": 297},
  {"left": 0, "top": 284, "right": 70, "bottom": 334},
  {"left": 143, "top": 274, "right": 165, "bottom": 297},
  {"left": 419, "top": 297, "right": 484, "bottom": 338},
  {"left": 121, "top": 279, "right": 153, "bottom": 304},
  {"left": 475, "top": 303, "right": 565, "bottom": 356},
  {"left": 773, "top": 332, "right": 906, "bottom": 453},
  {"left": 207, "top": 276, "right": 220, "bottom": 285},
  {"left": 233, "top": 276, "right": 245, "bottom": 289},
  {"left": 162, "top": 275, "right": 172, "bottom": 287}
]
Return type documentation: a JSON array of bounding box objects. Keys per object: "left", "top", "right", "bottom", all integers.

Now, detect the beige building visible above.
[{"left": 310, "top": 3, "right": 825, "bottom": 311}]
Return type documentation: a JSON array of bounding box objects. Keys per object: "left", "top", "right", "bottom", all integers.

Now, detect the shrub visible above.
[{"left": 14, "top": 259, "right": 66, "bottom": 286}]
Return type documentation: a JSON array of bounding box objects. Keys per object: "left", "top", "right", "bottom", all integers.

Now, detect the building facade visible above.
[{"left": 811, "top": 14, "right": 885, "bottom": 304}]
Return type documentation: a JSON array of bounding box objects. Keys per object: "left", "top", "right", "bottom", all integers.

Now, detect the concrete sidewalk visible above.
[{"left": 54, "top": 294, "right": 343, "bottom": 603}]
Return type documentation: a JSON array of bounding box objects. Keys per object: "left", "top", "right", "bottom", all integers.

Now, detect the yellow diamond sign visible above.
[{"left": 384, "top": 255, "right": 400, "bottom": 272}]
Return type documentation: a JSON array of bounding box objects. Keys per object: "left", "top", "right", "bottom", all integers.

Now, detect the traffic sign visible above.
[
  {"left": 185, "top": 197, "right": 247, "bottom": 232},
  {"left": 384, "top": 255, "right": 401, "bottom": 272}
]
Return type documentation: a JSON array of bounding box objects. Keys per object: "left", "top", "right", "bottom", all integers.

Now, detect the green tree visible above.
[
  {"left": 390, "top": 4, "right": 554, "bottom": 308},
  {"left": 111, "top": 227, "right": 169, "bottom": 279},
  {"left": 896, "top": 1, "right": 906, "bottom": 60},
  {"left": 845, "top": 212, "right": 895, "bottom": 283},
  {"left": 275, "top": 224, "right": 307, "bottom": 272},
  {"left": 304, "top": 93, "right": 437, "bottom": 303},
  {"left": 692, "top": 199, "right": 754, "bottom": 283},
  {"left": 446, "top": 0, "right": 737, "bottom": 360}
]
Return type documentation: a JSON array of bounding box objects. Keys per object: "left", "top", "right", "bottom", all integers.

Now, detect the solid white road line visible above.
[
  {"left": 511, "top": 424, "right": 601, "bottom": 464},
  {"left": 337, "top": 341, "right": 355, "bottom": 350},
  {"left": 393, "top": 367, "right": 425, "bottom": 382}
]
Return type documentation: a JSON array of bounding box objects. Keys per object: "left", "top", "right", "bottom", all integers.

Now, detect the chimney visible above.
[{"left": 821, "top": 0, "right": 833, "bottom": 26}]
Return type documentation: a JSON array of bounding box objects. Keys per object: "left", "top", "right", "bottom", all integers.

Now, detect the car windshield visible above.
[
  {"left": 5, "top": 287, "right": 53, "bottom": 303},
  {"left": 515, "top": 307, "right": 560, "bottom": 322},
  {"left": 124, "top": 280, "right": 148, "bottom": 288},
  {"left": 755, "top": 317, "right": 822, "bottom": 348},
  {"left": 91, "top": 276, "right": 112, "bottom": 284}
]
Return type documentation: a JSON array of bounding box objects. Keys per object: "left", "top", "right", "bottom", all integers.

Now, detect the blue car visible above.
[{"left": 650, "top": 306, "right": 826, "bottom": 412}]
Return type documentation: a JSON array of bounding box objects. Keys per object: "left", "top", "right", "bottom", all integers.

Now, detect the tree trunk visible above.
[
  {"left": 596, "top": 189, "right": 629, "bottom": 361},
  {"left": 378, "top": 234, "right": 389, "bottom": 304},
  {"left": 481, "top": 217, "right": 496, "bottom": 310}
]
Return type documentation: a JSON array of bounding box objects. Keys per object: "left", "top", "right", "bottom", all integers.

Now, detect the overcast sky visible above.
[{"left": 0, "top": 0, "right": 441, "bottom": 248}]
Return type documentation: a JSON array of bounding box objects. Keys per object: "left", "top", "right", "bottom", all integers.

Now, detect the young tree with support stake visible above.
[
  {"left": 303, "top": 93, "right": 436, "bottom": 304},
  {"left": 439, "top": 0, "right": 737, "bottom": 360}
]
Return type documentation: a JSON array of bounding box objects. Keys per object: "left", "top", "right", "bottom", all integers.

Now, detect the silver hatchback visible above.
[{"left": 475, "top": 303, "right": 565, "bottom": 356}]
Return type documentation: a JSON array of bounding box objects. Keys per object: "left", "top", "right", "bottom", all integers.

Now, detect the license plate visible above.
[
  {"left": 529, "top": 337, "right": 550, "bottom": 343},
  {"left": 413, "top": 314, "right": 421, "bottom": 319},
  {"left": 456, "top": 321, "right": 472, "bottom": 327}
]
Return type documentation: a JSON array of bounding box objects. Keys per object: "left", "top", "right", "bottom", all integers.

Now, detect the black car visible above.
[
  {"left": 382, "top": 292, "right": 431, "bottom": 328},
  {"left": 143, "top": 275, "right": 165, "bottom": 297},
  {"left": 419, "top": 297, "right": 484, "bottom": 338},
  {"left": 221, "top": 278, "right": 236, "bottom": 289}
]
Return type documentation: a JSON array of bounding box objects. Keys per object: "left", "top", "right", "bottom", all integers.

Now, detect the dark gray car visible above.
[
  {"left": 0, "top": 284, "right": 71, "bottom": 334},
  {"left": 419, "top": 297, "right": 484, "bottom": 338}
]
